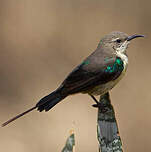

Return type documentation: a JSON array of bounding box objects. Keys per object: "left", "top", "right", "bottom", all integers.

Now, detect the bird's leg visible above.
[
  {"left": 90, "top": 95, "right": 99, "bottom": 105},
  {"left": 90, "top": 95, "right": 107, "bottom": 112},
  {"left": 90, "top": 95, "right": 103, "bottom": 108}
]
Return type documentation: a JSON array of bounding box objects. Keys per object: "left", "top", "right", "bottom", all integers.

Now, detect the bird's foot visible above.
[
  {"left": 92, "top": 102, "right": 108, "bottom": 113},
  {"left": 90, "top": 95, "right": 108, "bottom": 113},
  {"left": 92, "top": 102, "right": 101, "bottom": 108}
]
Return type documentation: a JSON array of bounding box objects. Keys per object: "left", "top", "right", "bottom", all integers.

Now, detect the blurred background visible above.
[{"left": 0, "top": 0, "right": 150, "bottom": 152}]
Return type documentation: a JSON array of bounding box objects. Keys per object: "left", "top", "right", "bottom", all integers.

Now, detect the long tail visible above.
[
  {"left": 2, "top": 89, "right": 66, "bottom": 127},
  {"left": 1, "top": 106, "right": 37, "bottom": 127},
  {"left": 36, "top": 89, "right": 66, "bottom": 112}
]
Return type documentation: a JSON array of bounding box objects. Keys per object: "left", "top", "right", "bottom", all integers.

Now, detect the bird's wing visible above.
[{"left": 60, "top": 57, "right": 124, "bottom": 95}]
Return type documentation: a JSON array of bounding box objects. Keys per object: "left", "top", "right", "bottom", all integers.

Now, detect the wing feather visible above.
[{"left": 59, "top": 57, "right": 124, "bottom": 95}]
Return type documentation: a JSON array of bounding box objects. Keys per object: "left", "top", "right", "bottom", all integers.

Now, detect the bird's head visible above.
[{"left": 98, "top": 31, "right": 144, "bottom": 55}]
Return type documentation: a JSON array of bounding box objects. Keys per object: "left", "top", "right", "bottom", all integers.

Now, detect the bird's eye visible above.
[{"left": 116, "top": 39, "right": 122, "bottom": 43}]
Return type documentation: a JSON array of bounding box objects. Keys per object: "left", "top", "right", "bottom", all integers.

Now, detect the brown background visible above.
[{"left": 0, "top": 0, "right": 150, "bottom": 152}]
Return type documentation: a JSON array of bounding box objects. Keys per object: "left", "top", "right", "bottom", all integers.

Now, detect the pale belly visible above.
[{"left": 83, "top": 66, "right": 127, "bottom": 96}]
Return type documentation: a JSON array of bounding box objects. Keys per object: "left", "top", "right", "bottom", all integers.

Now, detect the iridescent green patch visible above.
[
  {"left": 82, "top": 60, "right": 90, "bottom": 65},
  {"left": 105, "top": 58, "right": 123, "bottom": 73},
  {"left": 107, "top": 66, "right": 111, "bottom": 70},
  {"left": 116, "top": 58, "right": 122, "bottom": 65}
]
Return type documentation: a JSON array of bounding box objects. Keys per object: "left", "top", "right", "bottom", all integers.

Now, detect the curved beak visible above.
[{"left": 127, "top": 34, "right": 145, "bottom": 41}]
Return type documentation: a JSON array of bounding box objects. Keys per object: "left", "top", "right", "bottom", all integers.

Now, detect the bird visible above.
[{"left": 1, "top": 31, "right": 144, "bottom": 127}]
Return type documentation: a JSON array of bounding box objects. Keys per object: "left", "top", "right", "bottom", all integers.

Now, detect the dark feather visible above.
[{"left": 59, "top": 55, "right": 124, "bottom": 95}]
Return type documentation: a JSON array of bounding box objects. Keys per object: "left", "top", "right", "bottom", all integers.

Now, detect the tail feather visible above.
[
  {"left": 2, "top": 89, "right": 66, "bottom": 127},
  {"left": 36, "top": 90, "right": 66, "bottom": 112},
  {"left": 1, "top": 106, "right": 36, "bottom": 127}
]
